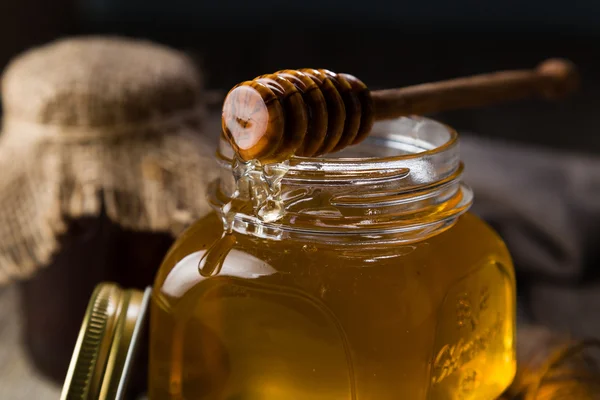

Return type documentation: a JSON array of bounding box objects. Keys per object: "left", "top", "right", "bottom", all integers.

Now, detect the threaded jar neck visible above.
[{"left": 210, "top": 116, "right": 472, "bottom": 244}]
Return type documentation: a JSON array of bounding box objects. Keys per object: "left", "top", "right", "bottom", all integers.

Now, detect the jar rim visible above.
[
  {"left": 216, "top": 116, "right": 458, "bottom": 182},
  {"left": 212, "top": 116, "right": 471, "bottom": 244}
]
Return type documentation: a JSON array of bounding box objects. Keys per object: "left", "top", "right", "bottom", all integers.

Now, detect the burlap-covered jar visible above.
[{"left": 0, "top": 36, "right": 218, "bottom": 384}]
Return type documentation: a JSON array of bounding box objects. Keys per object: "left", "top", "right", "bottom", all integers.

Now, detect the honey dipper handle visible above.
[{"left": 371, "top": 58, "right": 580, "bottom": 120}]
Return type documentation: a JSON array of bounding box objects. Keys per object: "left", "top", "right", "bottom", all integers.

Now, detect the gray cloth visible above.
[{"left": 461, "top": 134, "right": 600, "bottom": 339}]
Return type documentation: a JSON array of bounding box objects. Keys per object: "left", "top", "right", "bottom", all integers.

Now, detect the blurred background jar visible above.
[{"left": 0, "top": 36, "right": 218, "bottom": 386}]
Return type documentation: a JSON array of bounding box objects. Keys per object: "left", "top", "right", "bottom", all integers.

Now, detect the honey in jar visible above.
[{"left": 149, "top": 117, "right": 517, "bottom": 399}]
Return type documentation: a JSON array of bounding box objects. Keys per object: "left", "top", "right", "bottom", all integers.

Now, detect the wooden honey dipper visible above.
[{"left": 222, "top": 59, "right": 579, "bottom": 163}]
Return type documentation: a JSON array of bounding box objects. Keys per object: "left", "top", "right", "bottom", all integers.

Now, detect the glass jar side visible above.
[
  {"left": 149, "top": 212, "right": 515, "bottom": 400},
  {"left": 148, "top": 116, "right": 516, "bottom": 399}
]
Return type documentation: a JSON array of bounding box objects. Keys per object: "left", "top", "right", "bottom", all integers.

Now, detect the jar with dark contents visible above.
[
  {"left": 149, "top": 117, "right": 517, "bottom": 399},
  {"left": 0, "top": 36, "right": 217, "bottom": 386}
]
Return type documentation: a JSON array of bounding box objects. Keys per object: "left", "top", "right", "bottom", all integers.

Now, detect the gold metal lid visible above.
[{"left": 60, "top": 283, "right": 151, "bottom": 400}]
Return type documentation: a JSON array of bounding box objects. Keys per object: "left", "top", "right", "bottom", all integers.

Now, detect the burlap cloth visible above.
[{"left": 0, "top": 36, "right": 219, "bottom": 284}]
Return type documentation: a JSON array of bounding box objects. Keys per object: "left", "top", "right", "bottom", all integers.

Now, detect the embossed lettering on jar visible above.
[{"left": 149, "top": 117, "right": 516, "bottom": 400}]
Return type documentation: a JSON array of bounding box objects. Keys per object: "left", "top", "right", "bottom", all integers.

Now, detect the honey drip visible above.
[
  {"left": 197, "top": 233, "right": 236, "bottom": 278},
  {"left": 222, "top": 155, "right": 289, "bottom": 228},
  {"left": 198, "top": 156, "right": 289, "bottom": 277}
]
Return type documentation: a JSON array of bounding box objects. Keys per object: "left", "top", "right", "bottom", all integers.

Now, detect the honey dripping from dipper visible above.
[
  {"left": 204, "top": 60, "right": 579, "bottom": 277},
  {"left": 197, "top": 157, "right": 289, "bottom": 277},
  {"left": 200, "top": 69, "right": 373, "bottom": 277}
]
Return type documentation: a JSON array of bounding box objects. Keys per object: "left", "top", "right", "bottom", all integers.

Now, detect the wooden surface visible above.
[{"left": 0, "top": 286, "right": 61, "bottom": 399}]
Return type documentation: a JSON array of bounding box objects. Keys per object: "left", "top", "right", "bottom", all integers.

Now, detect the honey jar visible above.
[
  {"left": 149, "top": 116, "right": 516, "bottom": 399},
  {"left": 63, "top": 116, "right": 517, "bottom": 399}
]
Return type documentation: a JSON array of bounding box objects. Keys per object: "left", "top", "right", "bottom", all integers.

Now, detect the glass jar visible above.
[{"left": 149, "top": 116, "right": 517, "bottom": 399}]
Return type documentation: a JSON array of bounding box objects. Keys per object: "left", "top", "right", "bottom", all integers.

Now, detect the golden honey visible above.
[{"left": 149, "top": 117, "right": 516, "bottom": 399}]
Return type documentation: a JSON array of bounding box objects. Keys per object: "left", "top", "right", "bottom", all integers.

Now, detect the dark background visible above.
[{"left": 1, "top": 0, "right": 598, "bottom": 151}]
